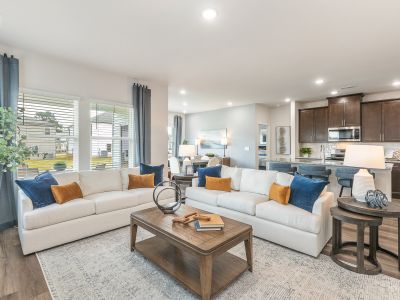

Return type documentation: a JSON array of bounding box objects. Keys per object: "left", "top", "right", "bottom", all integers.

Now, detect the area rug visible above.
[{"left": 37, "top": 227, "right": 400, "bottom": 300}]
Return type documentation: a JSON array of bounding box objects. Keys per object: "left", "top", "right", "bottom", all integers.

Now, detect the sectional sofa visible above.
[
  {"left": 17, "top": 168, "right": 175, "bottom": 255},
  {"left": 186, "top": 166, "right": 336, "bottom": 257}
]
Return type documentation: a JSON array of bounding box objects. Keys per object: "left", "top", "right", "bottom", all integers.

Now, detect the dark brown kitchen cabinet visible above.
[
  {"left": 299, "top": 109, "right": 314, "bottom": 143},
  {"left": 392, "top": 163, "right": 400, "bottom": 199},
  {"left": 362, "top": 101, "right": 382, "bottom": 142},
  {"left": 313, "top": 107, "right": 328, "bottom": 142},
  {"left": 328, "top": 94, "right": 362, "bottom": 128},
  {"left": 382, "top": 100, "right": 400, "bottom": 142},
  {"left": 299, "top": 107, "right": 328, "bottom": 143}
]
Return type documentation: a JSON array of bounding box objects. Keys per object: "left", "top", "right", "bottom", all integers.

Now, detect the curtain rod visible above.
[{"left": 133, "top": 83, "right": 149, "bottom": 89}]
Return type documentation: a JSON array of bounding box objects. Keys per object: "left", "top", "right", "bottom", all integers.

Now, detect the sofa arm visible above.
[
  {"left": 192, "top": 177, "right": 199, "bottom": 187},
  {"left": 312, "top": 191, "right": 336, "bottom": 216}
]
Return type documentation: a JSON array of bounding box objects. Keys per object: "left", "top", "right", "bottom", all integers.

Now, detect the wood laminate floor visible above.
[{"left": 1, "top": 206, "right": 399, "bottom": 299}]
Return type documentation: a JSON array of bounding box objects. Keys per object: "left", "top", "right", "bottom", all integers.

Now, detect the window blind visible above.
[
  {"left": 90, "top": 102, "right": 134, "bottom": 169},
  {"left": 17, "top": 92, "right": 79, "bottom": 176}
]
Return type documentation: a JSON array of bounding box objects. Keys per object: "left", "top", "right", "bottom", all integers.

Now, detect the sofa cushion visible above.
[
  {"left": 221, "top": 166, "right": 242, "bottom": 190},
  {"left": 85, "top": 187, "right": 175, "bottom": 214},
  {"left": 53, "top": 171, "right": 80, "bottom": 185},
  {"left": 15, "top": 172, "right": 58, "bottom": 209},
  {"left": 128, "top": 174, "right": 155, "bottom": 189},
  {"left": 276, "top": 172, "right": 294, "bottom": 186},
  {"left": 240, "top": 169, "right": 277, "bottom": 195},
  {"left": 217, "top": 191, "right": 267, "bottom": 215},
  {"left": 79, "top": 170, "right": 123, "bottom": 196},
  {"left": 23, "top": 198, "right": 95, "bottom": 230},
  {"left": 121, "top": 167, "right": 140, "bottom": 190},
  {"left": 256, "top": 201, "right": 321, "bottom": 234},
  {"left": 185, "top": 187, "right": 227, "bottom": 206}
]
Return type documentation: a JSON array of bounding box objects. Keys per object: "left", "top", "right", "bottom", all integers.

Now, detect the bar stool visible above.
[
  {"left": 268, "top": 162, "right": 297, "bottom": 175},
  {"left": 297, "top": 165, "right": 331, "bottom": 182},
  {"left": 330, "top": 207, "right": 382, "bottom": 275},
  {"left": 335, "top": 167, "right": 359, "bottom": 197}
]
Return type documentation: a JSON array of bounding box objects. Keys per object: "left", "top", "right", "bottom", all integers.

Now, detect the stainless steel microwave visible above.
[{"left": 328, "top": 127, "right": 361, "bottom": 142}]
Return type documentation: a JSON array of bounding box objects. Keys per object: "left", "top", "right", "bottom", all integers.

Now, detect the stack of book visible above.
[{"left": 194, "top": 214, "right": 224, "bottom": 232}]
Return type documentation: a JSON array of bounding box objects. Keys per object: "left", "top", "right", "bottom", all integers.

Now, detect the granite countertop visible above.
[{"left": 265, "top": 158, "right": 393, "bottom": 170}]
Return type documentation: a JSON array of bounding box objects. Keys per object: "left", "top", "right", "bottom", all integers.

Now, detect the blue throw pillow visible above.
[
  {"left": 15, "top": 172, "right": 58, "bottom": 209},
  {"left": 198, "top": 165, "right": 222, "bottom": 187},
  {"left": 289, "top": 175, "right": 328, "bottom": 213},
  {"left": 140, "top": 163, "right": 164, "bottom": 186}
]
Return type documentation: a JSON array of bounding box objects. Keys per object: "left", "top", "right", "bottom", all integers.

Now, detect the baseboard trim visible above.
[{"left": 0, "top": 220, "right": 17, "bottom": 231}]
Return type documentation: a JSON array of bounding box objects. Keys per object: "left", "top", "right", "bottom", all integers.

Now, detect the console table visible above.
[{"left": 337, "top": 197, "right": 400, "bottom": 271}]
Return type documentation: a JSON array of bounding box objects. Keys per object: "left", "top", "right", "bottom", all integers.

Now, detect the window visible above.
[
  {"left": 17, "top": 91, "right": 79, "bottom": 176},
  {"left": 90, "top": 102, "right": 134, "bottom": 169}
]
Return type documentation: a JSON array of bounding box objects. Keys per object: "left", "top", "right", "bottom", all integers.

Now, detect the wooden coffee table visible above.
[{"left": 130, "top": 205, "right": 253, "bottom": 300}]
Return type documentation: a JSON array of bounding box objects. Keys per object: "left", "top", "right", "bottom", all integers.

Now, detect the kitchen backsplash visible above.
[{"left": 299, "top": 142, "right": 400, "bottom": 159}]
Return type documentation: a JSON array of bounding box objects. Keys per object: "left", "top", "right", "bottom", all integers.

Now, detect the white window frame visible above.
[{"left": 89, "top": 100, "right": 134, "bottom": 169}]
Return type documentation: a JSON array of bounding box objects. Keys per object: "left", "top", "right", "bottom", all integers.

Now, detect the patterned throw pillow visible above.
[{"left": 15, "top": 172, "right": 58, "bottom": 209}]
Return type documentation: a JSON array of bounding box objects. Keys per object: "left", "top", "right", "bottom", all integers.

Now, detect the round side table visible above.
[
  {"left": 338, "top": 197, "right": 400, "bottom": 270},
  {"left": 330, "top": 207, "right": 383, "bottom": 275}
]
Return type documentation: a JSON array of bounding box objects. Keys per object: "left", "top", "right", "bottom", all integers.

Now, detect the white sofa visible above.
[
  {"left": 17, "top": 168, "right": 175, "bottom": 255},
  {"left": 186, "top": 166, "right": 336, "bottom": 257}
]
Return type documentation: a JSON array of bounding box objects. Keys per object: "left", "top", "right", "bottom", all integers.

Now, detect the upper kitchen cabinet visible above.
[
  {"left": 328, "top": 94, "right": 362, "bottom": 128},
  {"left": 382, "top": 100, "right": 400, "bottom": 142},
  {"left": 299, "top": 107, "right": 328, "bottom": 143},
  {"left": 362, "top": 99, "right": 400, "bottom": 142},
  {"left": 362, "top": 101, "right": 382, "bottom": 142}
]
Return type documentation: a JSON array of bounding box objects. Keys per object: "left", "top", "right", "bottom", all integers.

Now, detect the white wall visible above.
[
  {"left": 1, "top": 44, "right": 169, "bottom": 169},
  {"left": 185, "top": 104, "right": 260, "bottom": 168},
  {"left": 268, "top": 104, "right": 291, "bottom": 160}
]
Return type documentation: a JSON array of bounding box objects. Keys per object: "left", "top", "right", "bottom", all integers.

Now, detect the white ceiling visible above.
[{"left": 1, "top": 0, "right": 400, "bottom": 113}]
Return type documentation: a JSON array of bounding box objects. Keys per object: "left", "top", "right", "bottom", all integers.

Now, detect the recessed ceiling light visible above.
[
  {"left": 227, "top": 102, "right": 233, "bottom": 106},
  {"left": 315, "top": 78, "right": 324, "bottom": 85},
  {"left": 393, "top": 80, "right": 400, "bottom": 87},
  {"left": 331, "top": 90, "right": 338, "bottom": 95},
  {"left": 179, "top": 89, "right": 186, "bottom": 95},
  {"left": 202, "top": 9, "right": 217, "bottom": 21},
  {"left": 285, "top": 98, "right": 291, "bottom": 103},
  {"left": 182, "top": 102, "right": 188, "bottom": 106}
]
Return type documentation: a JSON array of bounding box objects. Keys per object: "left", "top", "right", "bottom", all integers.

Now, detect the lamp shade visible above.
[
  {"left": 179, "top": 144, "right": 196, "bottom": 157},
  {"left": 220, "top": 137, "right": 228, "bottom": 146},
  {"left": 195, "top": 138, "right": 201, "bottom": 146},
  {"left": 344, "top": 145, "right": 385, "bottom": 169}
]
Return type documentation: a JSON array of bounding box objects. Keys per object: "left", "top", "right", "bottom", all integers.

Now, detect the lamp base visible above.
[{"left": 352, "top": 168, "right": 375, "bottom": 202}]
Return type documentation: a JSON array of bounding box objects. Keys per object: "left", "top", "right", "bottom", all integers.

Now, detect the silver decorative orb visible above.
[{"left": 153, "top": 180, "right": 182, "bottom": 214}]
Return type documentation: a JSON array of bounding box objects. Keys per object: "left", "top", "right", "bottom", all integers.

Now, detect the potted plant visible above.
[
  {"left": 205, "top": 153, "right": 215, "bottom": 158},
  {"left": 0, "top": 107, "right": 31, "bottom": 187},
  {"left": 300, "top": 147, "right": 312, "bottom": 158},
  {"left": 53, "top": 161, "right": 67, "bottom": 171}
]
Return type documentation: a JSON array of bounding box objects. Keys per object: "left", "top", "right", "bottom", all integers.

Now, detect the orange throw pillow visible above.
[
  {"left": 128, "top": 174, "right": 155, "bottom": 189},
  {"left": 269, "top": 182, "right": 291, "bottom": 205},
  {"left": 205, "top": 176, "right": 231, "bottom": 192},
  {"left": 51, "top": 182, "right": 83, "bottom": 204}
]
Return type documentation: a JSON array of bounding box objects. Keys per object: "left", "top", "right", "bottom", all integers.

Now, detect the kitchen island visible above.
[{"left": 266, "top": 158, "right": 393, "bottom": 201}]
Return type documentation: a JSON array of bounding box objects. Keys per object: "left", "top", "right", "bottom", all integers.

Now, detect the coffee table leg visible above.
[
  {"left": 357, "top": 224, "right": 365, "bottom": 273},
  {"left": 398, "top": 218, "right": 400, "bottom": 270},
  {"left": 130, "top": 222, "right": 138, "bottom": 252},
  {"left": 245, "top": 232, "right": 253, "bottom": 272},
  {"left": 200, "top": 255, "right": 212, "bottom": 300}
]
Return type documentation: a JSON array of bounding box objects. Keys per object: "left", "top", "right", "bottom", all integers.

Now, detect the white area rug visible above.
[{"left": 37, "top": 227, "right": 400, "bottom": 300}]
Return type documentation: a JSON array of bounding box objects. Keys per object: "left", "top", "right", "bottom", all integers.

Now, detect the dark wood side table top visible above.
[
  {"left": 173, "top": 174, "right": 198, "bottom": 181},
  {"left": 338, "top": 197, "right": 400, "bottom": 218}
]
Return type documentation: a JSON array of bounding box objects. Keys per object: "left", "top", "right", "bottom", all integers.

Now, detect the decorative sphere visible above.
[{"left": 153, "top": 180, "right": 182, "bottom": 214}]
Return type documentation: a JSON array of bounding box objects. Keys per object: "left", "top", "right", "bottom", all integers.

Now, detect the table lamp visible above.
[
  {"left": 343, "top": 145, "right": 385, "bottom": 202},
  {"left": 179, "top": 144, "right": 196, "bottom": 161},
  {"left": 221, "top": 137, "right": 228, "bottom": 157}
]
